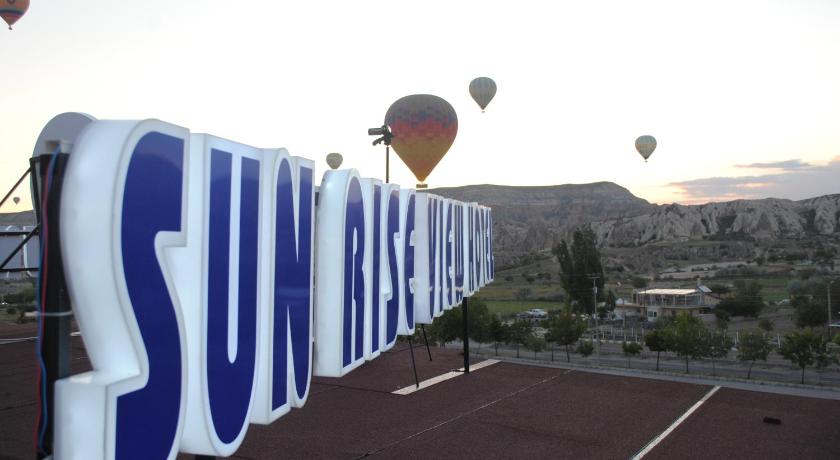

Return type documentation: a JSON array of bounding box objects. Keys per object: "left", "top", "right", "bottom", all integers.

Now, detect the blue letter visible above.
[
  {"left": 385, "top": 190, "right": 400, "bottom": 344},
  {"left": 118, "top": 132, "right": 184, "bottom": 459},
  {"left": 343, "top": 177, "right": 366, "bottom": 365},
  {"left": 273, "top": 159, "right": 313, "bottom": 408},
  {"left": 206, "top": 150, "right": 259, "bottom": 444}
]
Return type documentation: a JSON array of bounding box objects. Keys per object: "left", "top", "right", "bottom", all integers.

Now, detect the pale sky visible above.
[{"left": 2, "top": 0, "right": 840, "bottom": 210}]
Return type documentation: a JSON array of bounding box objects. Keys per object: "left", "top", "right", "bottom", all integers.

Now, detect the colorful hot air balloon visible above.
[
  {"left": 1, "top": 0, "right": 29, "bottom": 30},
  {"left": 326, "top": 152, "right": 343, "bottom": 170},
  {"left": 635, "top": 135, "right": 656, "bottom": 162},
  {"left": 384, "top": 94, "right": 458, "bottom": 187},
  {"left": 469, "top": 77, "right": 497, "bottom": 112},
  {"left": 12, "top": 196, "right": 20, "bottom": 205}
]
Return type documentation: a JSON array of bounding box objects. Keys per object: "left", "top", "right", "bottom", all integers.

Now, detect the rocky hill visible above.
[
  {"left": 592, "top": 195, "right": 840, "bottom": 247},
  {"left": 431, "top": 182, "right": 655, "bottom": 264},
  {"left": 432, "top": 183, "right": 840, "bottom": 269}
]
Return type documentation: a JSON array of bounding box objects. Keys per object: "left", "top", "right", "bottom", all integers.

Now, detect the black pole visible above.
[
  {"left": 385, "top": 144, "right": 390, "bottom": 183},
  {"left": 195, "top": 456, "right": 216, "bottom": 460},
  {"left": 407, "top": 336, "right": 420, "bottom": 388},
  {"left": 32, "top": 154, "right": 72, "bottom": 459},
  {"left": 463, "top": 297, "right": 470, "bottom": 374},
  {"left": 420, "top": 324, "right": 433, "bottom": 361},
  {"left": 0, "top": 165, "right": 30, "bottom": 208}
]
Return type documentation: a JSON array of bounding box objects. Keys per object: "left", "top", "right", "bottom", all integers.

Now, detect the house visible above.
[{"left": 615, "top": 285, "right": 715, "bottom": 321}]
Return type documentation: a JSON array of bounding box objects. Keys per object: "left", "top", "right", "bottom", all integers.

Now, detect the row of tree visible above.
[
  {"left": 646, "top": 313, "right": 839, "bottom": 384},
  {"left": 421, "top": 301, "right": 595, "bottom": 361},
  {"left": 422, "top": 303, "right": 840, "bottom": 385}
]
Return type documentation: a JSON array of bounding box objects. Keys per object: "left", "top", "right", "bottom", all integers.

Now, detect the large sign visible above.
[{"left": 52, "top": 118, "right": 494, "bottom": 459}]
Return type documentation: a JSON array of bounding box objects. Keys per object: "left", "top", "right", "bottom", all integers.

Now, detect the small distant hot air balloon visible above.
[
  {"left": 1, "top": 0, "right": 30, "bottom": 30},
  {"left": 635, "top": 135, "right": 657, "bottom": 162},
  {"left": 326, "top": 152, "right": 343, "bottom": 170},
  {"left": 385, "top": 94, "right": 458, "bottom": 188},
  {"left": 12, "top": 196, "right": 20, "bottom": 205},
  {"left": 469, "top": 77, "right": 496, "bottom": 112}
]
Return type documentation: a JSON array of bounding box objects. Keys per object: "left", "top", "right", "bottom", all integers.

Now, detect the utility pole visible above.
[
  {"left": 589, "top": 274, "right": 600, "bottom": 363},
  {"left": 829, "top": 279, "right": 835, "bottom": 340}
]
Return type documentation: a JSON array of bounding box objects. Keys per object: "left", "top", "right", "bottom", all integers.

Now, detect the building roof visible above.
[{"left": 638, "top": 288, "right": 701, "bottom": 296}]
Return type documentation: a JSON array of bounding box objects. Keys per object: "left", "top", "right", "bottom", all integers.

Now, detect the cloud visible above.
[
  {"left": 735, "top": 159, "right": 813, "bottom": 171},
  {"left": 669, "top": 157, "right": 840, "bottom": 204}
]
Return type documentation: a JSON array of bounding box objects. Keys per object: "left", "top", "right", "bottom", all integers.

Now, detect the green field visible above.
[{"left": 476, "top": 299, "right": 559, "bottom": 317}]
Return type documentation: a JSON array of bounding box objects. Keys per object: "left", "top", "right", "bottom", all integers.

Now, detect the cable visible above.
[{"left": 34, "top": 150, "right": 59, "bottom": 456}]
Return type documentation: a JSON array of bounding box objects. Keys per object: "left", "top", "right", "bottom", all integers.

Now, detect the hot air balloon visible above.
[
  {"left": 1, "top": 0, "right": 29, "bottom": 30},
  {"left": 635, "top": 135, "right": 656, "bottom": 162},
  {"left": 469, "top": 77, "right": 496, "bottom": 112},
  {"left": 384, "top": 94, "right": 458, "bottom": 188},
  {"left": 12, "top": 196, "right": 19, "bottom": 205},
  {"left": 326, "top": 152, "right": 343, "bottom": 170}
]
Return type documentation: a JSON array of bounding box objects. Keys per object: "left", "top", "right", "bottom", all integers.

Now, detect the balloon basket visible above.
[{"left": 416, "top": 183, "right": 428, "bottom": 189}]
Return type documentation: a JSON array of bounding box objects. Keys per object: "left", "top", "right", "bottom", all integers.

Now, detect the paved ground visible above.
[{"left": 1, "top": 321, "right": 840, "bottom": 459}]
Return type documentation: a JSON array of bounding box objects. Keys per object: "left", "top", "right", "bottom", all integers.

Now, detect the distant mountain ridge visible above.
[{"left": 431, "top": 182, "right": 840, "bottom": 267}]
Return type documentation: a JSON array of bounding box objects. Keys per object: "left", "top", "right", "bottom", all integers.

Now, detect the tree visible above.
[
  {"left": 758, "top": 318, "right": 774, "bottom": 332},
  {"left": 622, "top": 342, "right": 642, "bottom": 368},
  {"left": 714, "top": 309, "right": 731, "bottom": 330},
  {"left": 702, "top": 330, "right": 733, "bottom": 377},
  {"left": 662, "top": 313, "right": 707, "bottom": 374},
  {"left": 425, "top": 309, "right": 461, "bottom": 347},
  {"left": 792, "top": 295, "right": 827, "bottom": 328},
  {"left": 426, "top": 300, "right": 492, "bottom": 348},
  {"left": 526, "top": 335, "right": 547, "bottom": 360},
  {"left": 631, "top": 276, "right": 648, "bottom": 289},
  {"left": 708, "top": 283, "right": 731, "bottom": 296},
  {"left": 508, "top": 319, "right": 533, "bottom": 358},
  {"left": 489, "top": 316, "right": 510, "bottom": 356},
  {"left": 545, "top": 309, "right": 587, "bottom": 362},
  {"left": 552, "top": 227, "right": 604, "bottom": 314},
  {"left": 606, "top": 289, "right": 617, "bottom": 307},
  {"left": 576, "top": 340, "right": 594, "bottom": 358},
  {"left": 644, "top": 329, "right": 668, "bottom": 371},
  {"left": 467, "top": 301, "right": 492, "bottom": 348},
  {"left": 737, "top": 330, "right": 772, "bottom": 380},
  {"left": 716, "top": 280, "right": 764, "bottom": 317},
  {"left": 596, "top": 306, "right": 609, "bottom": 320},
  {"left": 779, "top": 329, "right": 834, "bottom": 384}
]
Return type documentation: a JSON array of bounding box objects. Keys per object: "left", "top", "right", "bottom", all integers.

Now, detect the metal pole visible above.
[
  {"left": 463, "top": 297, "right": 470, "bottom": 374},
  {"left": 32, "top": 154, "right": 72, "bottom": 459},
  {"left": 408, "top": 336, "right": 420, "bottom": 388},
  {"left": 421, "top": 324, "right": 433, "bottom": 361},
  {"left": 385, "top": 144, "right": 390, "bottom": 183},
  {"left": 590, "top": 275, "right": 600, "bottom": 364},
  {"left": 828, "top": 280, "right": 834, "bottom": 340}
]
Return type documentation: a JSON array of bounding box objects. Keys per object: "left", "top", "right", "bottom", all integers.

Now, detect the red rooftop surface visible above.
[{"left": 1, "top": 322, "right": 839, "bottom": 459}]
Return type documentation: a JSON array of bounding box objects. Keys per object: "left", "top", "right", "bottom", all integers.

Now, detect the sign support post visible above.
[
  {"left": 31, "top": 151, "right": 72, "bottom": 460},
  {"left": 463, "top": 297, "right": 470, "bottom": 374}
]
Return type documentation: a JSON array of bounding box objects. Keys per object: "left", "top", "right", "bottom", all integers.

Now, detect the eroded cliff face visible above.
[{"left": 593, "top": 196, "right": 840, "bottom": 247}]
